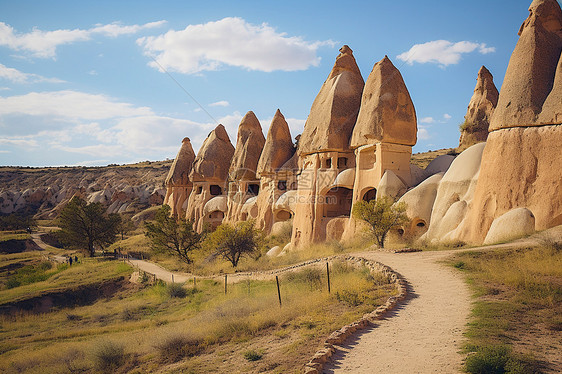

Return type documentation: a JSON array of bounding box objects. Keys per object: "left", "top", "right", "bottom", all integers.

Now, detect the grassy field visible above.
[
  {"left": 0, "top": 245, "right": 396, "bottom": 373},
  {"left": 451, "top": 241, "right": 562, "bottom": 373}
]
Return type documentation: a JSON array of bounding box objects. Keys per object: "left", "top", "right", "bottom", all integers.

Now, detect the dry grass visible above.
[
  {"left": 0, "top": 256, "right": 396, "bottom": 373},
  {"left": 452, "top": 244, "right": 562, "bottom": 372}
]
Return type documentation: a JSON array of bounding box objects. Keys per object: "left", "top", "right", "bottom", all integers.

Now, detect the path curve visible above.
[{"left": 324, "top": 250, "right": 471, "bottom": 374}]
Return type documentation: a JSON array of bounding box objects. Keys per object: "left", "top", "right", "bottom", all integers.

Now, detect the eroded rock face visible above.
[
  {"left": 298, "top": 45, "right": 364, "bottom": 155},
  {"left": 539, "top": 53, "right": 562, "bottom": 124},
  {"left": 164, "top": 138, "right": 196, "bottom": 217},
  {"left": 483, "top": 208, "right": 536, "bottom": 245},
  {"left": 458, "top": 66, "right": 499, "bottom": 150},
  {"left": 350, "top": 56, "right": 417, "bottom": 148},
  {"left": 228, "top": 111, "right": 266, "bottom": 181},
  {"left": 490, "top": 0, "right": 562, "bottom": 129},
  {"left": 190, "top": 124, "right": 235, "bottom": 182},
  {"left": 460, "top": 126, "right": 562, "bottom": 243},
  {"left": 256, "top": 109, "right": 295, "bottom": 177}
]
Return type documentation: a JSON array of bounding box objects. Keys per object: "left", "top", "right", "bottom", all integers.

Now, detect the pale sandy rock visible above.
[
  {"left": 397, "top": 173, "right": 443, "bottom": 239},
  {"left": 350, "top": 56, "right": 417, "bottom": 148},
  {"left": 275, "top": 190, "right": 298, "bottom": 213},
  {"left": 229, "top": 111, "right": 266, "bottom": 180},
  {"left": 422, "top": 143, "right": 486, "bottom": 243},
  {"left": 257, "top": 109, "right": 295, "bottom": 176},
  {"left": 377, "top": 170, "right": 407, "bottom": 200},
  {"left": 190, "top": 124, "right": 235, "bottom": 182},
  {"left": 298, "top": 45, "right": 365, "bottom": 155},
  {"left": 409, "top": 164, "right": 426, "bottom": 187},
  {"left": 332, "top": 168, "right": 355, "bottom": 189},
  {"left": 271, "top": 220, "right": 293, "bottom": 236},
  {"left": 483, "top": 207, "right": 536, "bottom": 244},
  {"left": 459, "top": 66, "right": 499, "bottom": 150},
  {"left": 424, "top": 155, "right": 455, "bottom": 177},
  {"left": 490, "top": 0, "right": 562, "bottom": 129},
  {"left": 326, "top": 217, "right": 349, "bottom": 241},
  {"left": 202, "top": 196, "right": 228, "bottom": 216},
  {"left": 460, "top": 126, "right": 562, "bottom": 243},
  {"left": 266, "top": 246, "right": 282, "bottom": 257}
]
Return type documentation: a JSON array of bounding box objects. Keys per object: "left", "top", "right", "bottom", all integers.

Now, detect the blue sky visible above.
[{"left": 0, "top": 0, "right": 547, "bottom": 166}]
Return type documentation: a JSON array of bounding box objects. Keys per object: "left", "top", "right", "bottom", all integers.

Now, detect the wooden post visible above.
[
  {"left": 193, "top": 276, "right": 197, "bottom": 289},
  {"left": 247, "top": 278, "right": 250, "bottom": 295},
  {"left": 224, "top": 274, "right": 227, "bottom": 295},
  {"left": 276, "top": 275, "right": 282, "bottom": 307},
  {"left": 326, "top": 262, "right": 331, "bottom": 294},
  {"left": 172, "top": 274, "right": 174, "bottom": 283}
]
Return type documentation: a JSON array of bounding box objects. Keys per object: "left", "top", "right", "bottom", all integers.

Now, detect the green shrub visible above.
[
  {"left": 155, "top": 335, "right": 204, "bottom": 363},
  {"left": 243, "top": 349, "right": 262, "bottom": 361},
  {"left": 453, "top": 261, "right": 466, "bottom": 270},
  {"left": 167, "top": 283, "right": 188, "bottom": 298},
  {"left": 92, "top": 340, "right": 125, "bottom": 372},
  {"left": 465, "top": 345, "right": 535, "bottom": 374},
  {"left": 336, "top": 290, "right": 363, "bottom": 307}
]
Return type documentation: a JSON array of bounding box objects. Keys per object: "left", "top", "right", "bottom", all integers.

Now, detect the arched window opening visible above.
[
  {"left": 277, "top": 180, "right": 287, "bottom": 191},
  {"left": 276, "top": 210, "right": 292, "bottom": 221},
  {"left": 324, "top": 187, "right": 353, "bottom": 218},
  {"left": 362, "top": 188, "right": 377, "bottom": 202},
  {"left": 247, "top": 184, "right": 260, "bottom": 195},
  {"left": 337, "top": 157, "right": 348, "bottom": 168},
  {"left": 210, "top": 185, "right": 222, "bottom": 196}
]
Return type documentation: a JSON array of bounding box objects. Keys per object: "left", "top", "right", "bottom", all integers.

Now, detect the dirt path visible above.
[
  {"left": 128, "top": 258, "right": 192, "bottom": 283},
  {"left": 324, "top": 249, "right": 471, "bottom": 374},
  {"left": 31, "top": 232, "right": 67, "bottom": 263}
]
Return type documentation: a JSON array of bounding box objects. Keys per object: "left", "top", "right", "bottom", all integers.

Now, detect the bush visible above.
[
  {"left": 167, "top": 283, "right": 188, "bottom": 298},
  {"left": 336, "top": 290, "right": 363, "bottom": 307},
  {"left": 465, "top": 346, "right": 536, "bottom": 374},
  {"left": 243, "top": 349, "right": 263, "bottom": 361},
  {"left": 155, "top": 335, "right": 204, "bottom": 363},
  {"left": 92, "top": 340, "right": 125, "bottom": 372}
]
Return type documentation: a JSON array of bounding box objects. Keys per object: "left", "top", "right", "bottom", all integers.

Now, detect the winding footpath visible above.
[{"left": 324, "top": 249, "right": 471, "bottom": 373}]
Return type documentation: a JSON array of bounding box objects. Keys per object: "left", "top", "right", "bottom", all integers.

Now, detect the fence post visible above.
[
  {"left": 193, "top": 276, "right": 196, "bottom": 289},
  {"left": 172, "top": 274, "right": 174, "bottom": 283},
  {"left": 276, "top": 275, "right": 282, "bottom": 307},
  {"left": 326, "top": 262, "right": 331, "bottom": 294},
  {"left": 247, "top": 278, "right": 250, "bottom": 295},
  {"left": 224, "top": 274, "right": 227, "bottom": 295}
]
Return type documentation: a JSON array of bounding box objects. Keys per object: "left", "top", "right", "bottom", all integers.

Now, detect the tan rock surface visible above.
[
  {"left": 190, "top": 124, "right": 235, "bottom": 182},
  {"left": 164, "top": 137, "right": 196, "bottom": 216},
  {"left": 350, "top": 56, "right": 417, "bottom": 148},
  {"left": 490, "top": 0, "right": 562, "bottom": 130},
  {"left": 539, "top": 53, "right": 562, "bottom": 124},
  {"left": 460, "top": 126, "right": 562, "bottom": 243},
  {"left": 376, "top": 170, "right": 407, "bottom": 200},
  {"left": 298, "top": 45, "right": 364, "bottom": 155},
  {"left": 257, "top": 109, "right": 295, "bottom": 176},
  {"left": 458, "top": 66, "right": 499, "bottom": 149},
  {"left": 228, "top": 111, "right": 266, "bottom": 180}
]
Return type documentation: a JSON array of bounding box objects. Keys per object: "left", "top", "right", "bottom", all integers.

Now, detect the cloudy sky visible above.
[{"left": 0, "top": 0, "right": 543, "bottom": 166}]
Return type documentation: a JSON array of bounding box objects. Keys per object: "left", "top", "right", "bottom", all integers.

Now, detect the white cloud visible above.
[
  {"left": 137, "top": 17, "right": 335, "bottom": 74},
  {"left": 90, "top": 20, "right": 167, "bottom": 38},
  {"left": 0, "top": 137, "right": 39, "bottom": 147},
  {"left": 417, "top": 126, "right": 431, "bottom": 140},
  {"left": 397, "top": 40, "right": 496, "bottom": 67},
  {"left": 0, "top": 63, "right": 64, "bottom": 83},
  {"left": 420, "top": 117, "right": 435, "bottom": 124},
  {"left": 443, "top": 113, "right": 452, "bottom": 120},
  {"left": 0, "top": 90, "right": 153, "bottom": 120},
  {"left": 209, "top": 100, "right": 229, "bottom": 107},
  {"left": 0, "top": 20, "right": 166, "bottom": 58}
]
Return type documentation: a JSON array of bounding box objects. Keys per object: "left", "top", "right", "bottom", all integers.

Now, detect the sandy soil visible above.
[{"left": 324, "top": 250, "right": 471, "bottom": 374}]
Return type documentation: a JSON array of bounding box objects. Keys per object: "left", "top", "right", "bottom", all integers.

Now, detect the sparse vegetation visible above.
[
  {"left": 352, "top": 196, "right": 408, "bottom": 248},
  {"left": 205, "top": 220, "right": 262, "bottom": 268},
  {"left": 243, "top": 349, "right": 263, "bottom": 361},
  {"left": 92, "top": 340, "right": 125, "bottom": 372},
  {"left": 452, "top": 243, "right": 562, "bottom": 373}
]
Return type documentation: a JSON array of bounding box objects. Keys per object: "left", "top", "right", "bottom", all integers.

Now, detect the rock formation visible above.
[
  {"left": 458, "top": 66, "right": 499, "bottom": 150},
  {"left": 164, "top": 137, "right": 195, "bottom": 217},
  {"left": 350, "top": 56, "right": 417, "bottom": 148},
  {"left": 298, "top": 45, "right": 364, "bottom": 155},
  {"left": 483, "top": 207, "right": 536, "bottom": 245},
  {"left": 461, "top": 0, "right": 562, "bottom": 243},
  {"left": 185, "top": 124, "right": 235, "bottom": 232},
  {"left": 255, "top": 110, "right": 296, "bottom": 233},
  {"left": 225, "top": 111, "right": 266, "bottom": 223},
  {"left": 291, "top": 45, "right": 364, "bottom": 247},
  {"left": 489, "top": 0, "right": 562, "bottom": 129}
]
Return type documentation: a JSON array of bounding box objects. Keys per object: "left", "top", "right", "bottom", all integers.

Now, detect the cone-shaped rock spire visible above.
[
  {"left": 165, "top": 137, "right": 196, "bottom": 186},
  {"left": 539, "top": 52, "right": 562, "bottom": 123},
  {"left": 350, "top": 56, "right": 417, "bottom": 148},
  {"left": 257, "top": 109, "right": 295, "bottom": 176},
  {"left": 458, "top": 66, "right": 499, "bottom": 149},
  {"left": 490, "top": 0, "right": 562, "bottom": 129},
  {"left": 298, "top": 45, "right": 364, "bottom": 155},
  {"left": 229, "top": 111, "right": 266, "bottom": 180},
  {"left": 190, "top": 124, "right": 235, "bottom": 182}
]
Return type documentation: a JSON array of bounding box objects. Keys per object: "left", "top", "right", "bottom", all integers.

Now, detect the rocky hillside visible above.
[{"left": 0, "top": 160, "right": 172, "bottom": 219}]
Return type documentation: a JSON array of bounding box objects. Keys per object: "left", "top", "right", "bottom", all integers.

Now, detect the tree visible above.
[
  {"left": 205, "top": 220, "right": 261, "bottom": 268},
  {"left": 352, "top": 196, "right": 408, "bottom": 248},
  {"left": 57, "top": 197, "right": 121, "bottom": 256},
  {"left": 144, "top": 205, "right": 201, "bottom": 265},
  {"left": 116, "top": 215, "right": 135, "bottom": 240}
]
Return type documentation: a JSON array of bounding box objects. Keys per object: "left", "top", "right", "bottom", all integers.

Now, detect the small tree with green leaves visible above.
[
  {"left": 352, "top": 196, "right": 408, "bottom": 248},
  {"left": 57, "top": 196, "right": 121, "bottom": 256},
  {"left": 205, "top": 220, "right": 261, "bottom": 268},
  {"left": 144, "top": 205, "right": 201, "bottom": 265}
]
